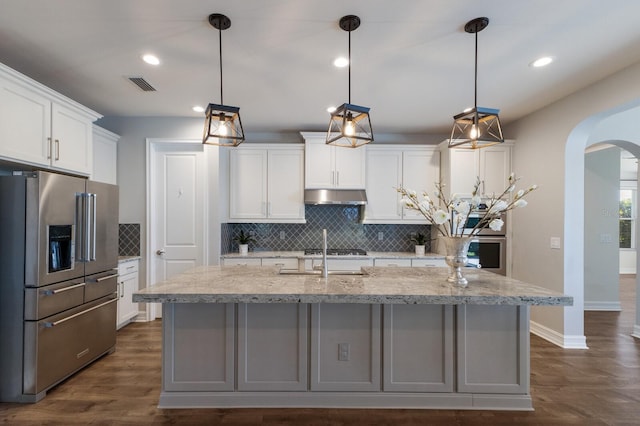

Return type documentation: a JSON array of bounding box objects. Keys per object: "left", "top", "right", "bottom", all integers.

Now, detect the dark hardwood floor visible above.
[{"left": 1, "top": 277, "right": 639, "bottom": 425}]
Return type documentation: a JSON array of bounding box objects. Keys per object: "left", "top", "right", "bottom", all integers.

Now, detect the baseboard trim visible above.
[
  {"left": 530, "top": 320, "right": 588, "bottom": 349},
  {"left": 584, "top": 301, "right": 622, "bottom": 311},
  {"left": 633, "top": 325, "right": 640, "bottom": 340}
]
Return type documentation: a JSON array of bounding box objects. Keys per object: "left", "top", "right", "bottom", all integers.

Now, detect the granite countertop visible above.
[
  {"left": 118, "top": 256, "right": 141, "bottom": 263},
  {"left": 221, "top": 251, "right": 444, "bottom": 260},
  {"left": 133, "top": 265, "right": 572, "bottom": 307}
]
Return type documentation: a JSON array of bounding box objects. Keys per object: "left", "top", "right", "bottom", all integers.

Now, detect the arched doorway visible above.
[{"left": 565, "top": 107, "right": 640, "bottom": 345}]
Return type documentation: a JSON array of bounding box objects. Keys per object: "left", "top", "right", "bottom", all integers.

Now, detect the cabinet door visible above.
[
  {"left": 448, "top": 148, "right": 480, "bottom": 198},
  {"left": 365, "top": 149, "right": 402, "bottom": 221},
  {"left": 268, "top": 148, "right": 304, "bottom": 220},
  {"left": 334, "top": 145, "right": 366, "bottom": 188},
  {"left": 237, "top": 303, "right": 308, "bottom": 391},
  {"left": 51, "top": 102, "right": 93, "bottom": 175},
  {"left": 230, "top": 149, "right": 268, "bottom": 219},
  {"left": 0, "top": 79, "right": 51, "bottom": 166},
  {"left": 304, "top": 139, "right": 333, "bottom": 188},
  {"left": 402, "top": 148, "right": 440, "bottom": 220},
  {"left": 117, "top": 260, "right": 139, "bottom": 329},
  {"left": 479, "top": 146, "right": 511, "bottom": 198},
  {"left": 383, "top": 305, "right": 454, "bottom": 392},
  {"left": 92, "top": 126, "right": 118, "bottom": 184},
  {"left": 310, "top": 303, "right": 381, "bottom": 391}
]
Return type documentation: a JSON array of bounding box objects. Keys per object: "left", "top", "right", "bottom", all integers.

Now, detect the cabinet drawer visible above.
[
  {"left": 412, "top": 258, "right": 447, "bottom": 267},
  {"left": 261, "top": 258, "right": 299, "bottom": 270},
  {"left": 24, "top": 279, "right": 86, "bottom": 321},
  {"left": 222, "top": 258, "right": 262, "bottom": 267},
  {"left": 374, "top": 258, "right": 411, "bottom": 267},
  {"left": 118, "top": 261, "right": 139, "bottom": 276}
]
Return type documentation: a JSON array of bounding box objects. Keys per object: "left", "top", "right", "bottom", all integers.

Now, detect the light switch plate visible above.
[{"left": 550, "top": 237, "right": 561, "bottom": 249}]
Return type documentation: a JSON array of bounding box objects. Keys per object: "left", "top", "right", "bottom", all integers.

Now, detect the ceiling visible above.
[{"left": 2, "top": 0, "right": 640, "bottom": 136}]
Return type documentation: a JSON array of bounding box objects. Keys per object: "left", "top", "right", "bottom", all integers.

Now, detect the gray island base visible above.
[{"left": 133, "top": 266, "right": 572, "bottom": 411}]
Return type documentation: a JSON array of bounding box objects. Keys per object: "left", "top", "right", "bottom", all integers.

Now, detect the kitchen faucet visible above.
[{"left": 321, "top": 228, "right": 328, "bottom": 278}]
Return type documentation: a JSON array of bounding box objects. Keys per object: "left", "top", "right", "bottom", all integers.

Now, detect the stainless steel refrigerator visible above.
[{"left": 0, "top": 171, "right": 119, "bottom": 402}]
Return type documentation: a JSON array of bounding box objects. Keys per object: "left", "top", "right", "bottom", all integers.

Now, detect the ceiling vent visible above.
[{"left": 127, "top": 76, "right": 156, "bottom": 92}]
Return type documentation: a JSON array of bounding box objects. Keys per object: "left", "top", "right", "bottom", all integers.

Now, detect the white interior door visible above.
[{"left": 149, "top": 140, "right": 207, "bottom": 319}]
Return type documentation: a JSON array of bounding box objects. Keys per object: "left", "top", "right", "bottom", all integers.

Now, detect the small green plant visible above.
[
  {"left": 410, "top": 232, "right": 427, "bottom": 246},
  {"left": 234, "top": 230, "right": 256, "bottom": 245}
]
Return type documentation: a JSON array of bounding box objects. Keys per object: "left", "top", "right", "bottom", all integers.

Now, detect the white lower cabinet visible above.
[
  {"left": 373, "top": 258, "right": 412, "bottom": 267},
  {"left": 305, "top": 258, "right": 373, "bottom": 272},
  {"left": 116, "top": 260, "right": 139, "bottom": 329},
  {"left": 310, "top": 303, "right": 381, "bottom": 391},
  {"left": 237, "top": 303, "right": 308, "bottom": 391},
  {"left": 412, "top": 258, "right": 447, "bottom": 267},
  {"left": 222, "top": 258, "right": 263, "bottom": 267},
  {"left": 260, "top": 257, "right": 299, "bottom": 270}
]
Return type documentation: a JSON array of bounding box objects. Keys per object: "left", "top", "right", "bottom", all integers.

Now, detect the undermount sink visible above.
[{"left": 278, "top": 269, "right": 367, "bottom": 276}]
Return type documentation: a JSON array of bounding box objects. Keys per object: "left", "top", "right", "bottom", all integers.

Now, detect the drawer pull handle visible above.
[
  {"left": 42, "top": 282, "right": 86, "bottom": 296},
  {"left": 94, "top": 273, "right": 119, "bottom": 282},
  {"left": 43, "top": 297, "right": 117, "bottom": 328}
]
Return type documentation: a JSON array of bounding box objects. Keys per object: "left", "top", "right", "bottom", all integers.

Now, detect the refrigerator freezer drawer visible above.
[
  {"left": 84, "top": 270, "right": 118, "bottom": 303},
  {"left": 24, "top": 279, "right": 86, "bottom": 321},
  {"left": 23, "top": 294, "right": 117, "bottom": 398}
]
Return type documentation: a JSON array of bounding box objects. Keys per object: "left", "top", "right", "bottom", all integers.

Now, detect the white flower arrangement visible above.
[{"left": 397, "top": 174, "right": 537, "bottom": 238}]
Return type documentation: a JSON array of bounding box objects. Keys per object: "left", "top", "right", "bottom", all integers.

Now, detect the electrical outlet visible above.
[
  {"left": 279, "top": 231, "right": 285, "bottom": 240},
  {"left": 378, "top": 232, "right": 384, "bottom": 241},
  {"left": 550, "top": 237, "right": 561, "bottom": 249},
  {"left": 338, "top": 343, "right": 350, "bottom": 361}
]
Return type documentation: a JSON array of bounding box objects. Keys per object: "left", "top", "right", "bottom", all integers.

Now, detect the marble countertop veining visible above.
[{"left": 133, "top": 265, "right": 573, "bottom": 307}]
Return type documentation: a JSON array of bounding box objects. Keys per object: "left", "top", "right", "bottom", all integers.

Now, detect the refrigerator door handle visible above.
[
  {"left": 89, "top": 193, "right": 97, "bottom": 261},
  {"left": 76, "top": 193, "right": 87, "bottom": 262}
]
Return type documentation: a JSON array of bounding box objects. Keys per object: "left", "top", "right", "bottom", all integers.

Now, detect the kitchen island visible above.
[{"left": 133, "top": 266, "right": 572, "bottom": 410}]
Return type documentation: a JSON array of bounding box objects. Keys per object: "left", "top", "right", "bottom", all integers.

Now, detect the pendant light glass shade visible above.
[
  {"left": 326, "top": 15, "right": 373, "bottom": 148},
  {"left": 449, "top": 17, "right": 504, "bottom": 149},
  {"left": 202, "top": 13, "right": 245, "bottom": 147}
]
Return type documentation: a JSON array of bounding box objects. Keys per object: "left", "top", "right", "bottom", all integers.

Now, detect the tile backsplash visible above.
[
  {"left": 119, "top": 223, "right": 141, "bottom": 256},
  {"left": 222, "top": 205, "right": 431, "bottom": 254}
]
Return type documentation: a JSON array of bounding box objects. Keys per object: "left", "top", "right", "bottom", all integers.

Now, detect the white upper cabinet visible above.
[
  {"left": 302, "top": 133, "right": 366, "bottom": 189},
  {"left": 439, "top": 142, "right": 512, "bottom": 199},
  {"left": 365, "top": 146, "right": 440, "bottom": 223},
  {"left": 229, "top": 144, "right": 305, "bottom": 223},
  {"left": 0, "top": 62, "right": 101, "bottom": 176},
  {"left": 92, "top": 125, "right": 119, "bottom": 185}
]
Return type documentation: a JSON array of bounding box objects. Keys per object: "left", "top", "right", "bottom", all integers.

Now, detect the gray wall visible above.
[
  {"left": 584, "top": 147, "right": 620, "bottom": 309},
  {"left": 506, "top": 60, "right": 640, "bottom": 344}
]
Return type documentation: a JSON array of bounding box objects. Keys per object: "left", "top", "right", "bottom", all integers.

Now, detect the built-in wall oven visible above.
[{"left": 462, "top": 210, "right": 507, "bottom": 276}]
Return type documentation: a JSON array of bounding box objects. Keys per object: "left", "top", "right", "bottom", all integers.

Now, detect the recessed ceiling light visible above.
[
  {"left": 142, "top": 54, "right": 160, "bottom": 66},
  {"left": 327, "top": 106, "right": 337, "bottom": 113},
  {"left": 192, "top": 106, "right": 205, "bottom": 113},
  {"left": 333, "top": 57, "right": 349, "bottom": 68},
  {"left": 530, "top": 56, "right": 553, "bottom": 68}
]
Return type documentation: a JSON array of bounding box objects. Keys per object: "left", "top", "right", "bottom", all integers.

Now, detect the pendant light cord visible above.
[
  {"left": 348, "top": 28, "right": 351, "bottom": 105},
  {"left": 219, "top": 26, "right": 224, "bottom": 105},
  {"left": 474, "top": 30, "right": 478, "bottom": 109}
]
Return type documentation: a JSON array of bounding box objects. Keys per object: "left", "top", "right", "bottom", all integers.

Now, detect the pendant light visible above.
[
  {"left": 326, "top": 15, "right": 374, "bottom": 148},
  {"left": 202, "top": 13, "right": 245, "bottom": 147},
  {"left": 449, "top": 17, "right": 504, "bottom": 149}
]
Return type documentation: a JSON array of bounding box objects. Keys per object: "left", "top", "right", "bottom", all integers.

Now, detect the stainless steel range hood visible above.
[{"left": 304, "top": 189, "right": 367, "bottom": 205}]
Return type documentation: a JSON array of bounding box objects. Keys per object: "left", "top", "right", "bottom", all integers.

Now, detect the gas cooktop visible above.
[{"left": 304, "top": 248, "right": 367, "bottom": 256}]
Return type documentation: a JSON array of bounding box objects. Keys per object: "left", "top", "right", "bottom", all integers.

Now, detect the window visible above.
[{"left": 619, "top": 186, "right": 636, "bottom": 249}]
